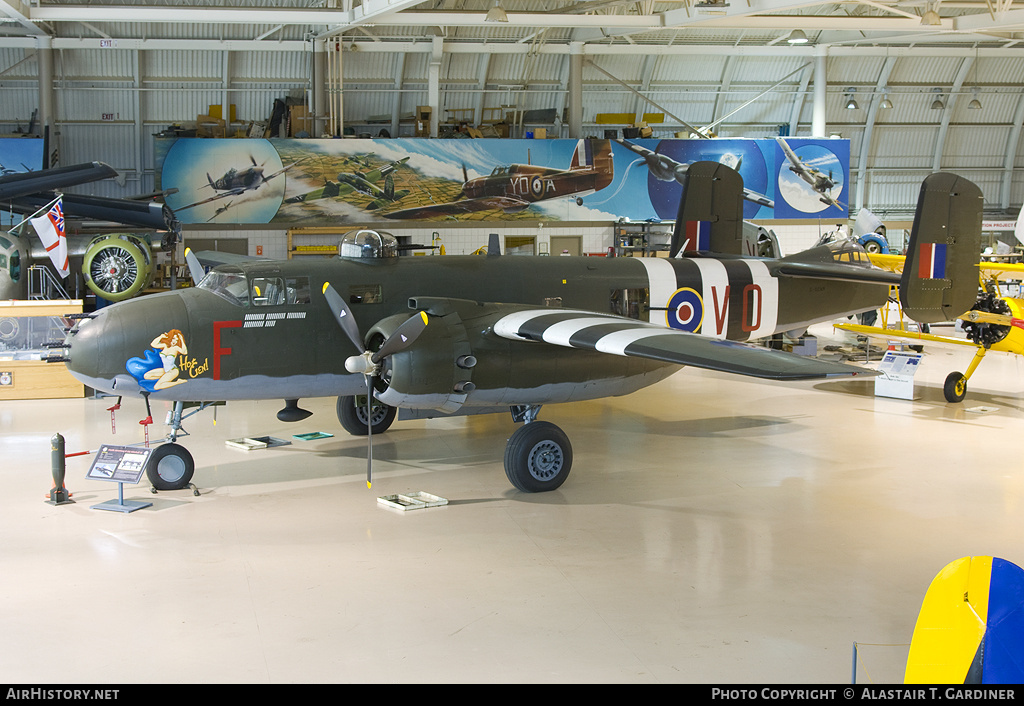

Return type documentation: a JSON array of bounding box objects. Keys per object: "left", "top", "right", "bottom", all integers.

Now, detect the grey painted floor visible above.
[{"left": 3, "top": 326, "right": 1023, "bottom": 683}]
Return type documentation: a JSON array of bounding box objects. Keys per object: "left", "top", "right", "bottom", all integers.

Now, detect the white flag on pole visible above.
[{"left": 30, "top": 197, "right": 68, "bottom": 278}]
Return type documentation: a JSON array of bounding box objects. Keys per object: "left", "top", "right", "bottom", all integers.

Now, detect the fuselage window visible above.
[
  {"left": 251, "top": 276, "right": 286, "bottom": 306},
  {"left": 286, "top": 276, "right": 310, "bottom": 304},
  {"left": 349, "top": 284, "right": 382, "bottom": 305},
  {"left": 610, "top": 288, "right": 649, "bottom": 321}
]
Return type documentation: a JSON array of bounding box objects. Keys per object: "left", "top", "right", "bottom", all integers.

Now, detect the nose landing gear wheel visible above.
[
  {"left": 504, "top": 421, "right": 573, "bottom": 493},
  {"left": 146, "top": 442, "right": 195, "bottom": 491}
]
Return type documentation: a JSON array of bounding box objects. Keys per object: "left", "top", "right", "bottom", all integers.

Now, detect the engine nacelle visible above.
[
  {"left": 82, "top": 233, "right": 154, "bottom": 302},
  {"left": 374, "top": 297, "right": 673, "bottom": 414}
]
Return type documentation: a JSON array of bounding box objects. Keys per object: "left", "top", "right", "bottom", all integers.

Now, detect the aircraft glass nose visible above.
[{"left": 65, "top": 293, "right": 190, "bottom": 395}]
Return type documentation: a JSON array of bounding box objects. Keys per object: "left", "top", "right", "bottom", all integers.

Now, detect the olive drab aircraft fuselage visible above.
[
  {"left": 59, "top": 168, "right": 980, "bottom": 494},
  {"left": 65, "top": 245, "right": 889, "bottom": 409}
]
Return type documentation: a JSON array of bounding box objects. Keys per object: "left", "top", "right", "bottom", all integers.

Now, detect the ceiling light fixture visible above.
[
  {"left": 786, "top": 29, "right": 809, "bottom": 45},
  {"left": 930, "top": 87, "right": 945, "bottom": 110},
  {"left": 485, "top": 0, "right": 509, "bottom": 23},
  {"left": 921, "top": 1, "right": 942, "bottom": 25},
  {"left": 845, "top": 87, "right": 859, "bottom": 110},
  {"left": 968, "top": 47, "right": 982, "bottom": 110},
  {"left": 968, "top": 86, "right": 982, "bottom": 110}
]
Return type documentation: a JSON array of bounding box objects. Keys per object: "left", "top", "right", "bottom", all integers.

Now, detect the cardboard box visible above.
[
  {"left": 289, "top": 105, "right": 312, "bottom": 136},
  {"left": 196, "top": 114, "right": 226, "bottom": 138}
]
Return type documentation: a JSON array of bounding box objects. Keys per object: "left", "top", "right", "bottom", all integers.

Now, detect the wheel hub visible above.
[{"left": 528, "top": 440, "right": 563, "bottom": 481}]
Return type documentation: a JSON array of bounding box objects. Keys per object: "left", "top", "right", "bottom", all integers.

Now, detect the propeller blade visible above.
[
  {"left": 365, "top": 376, "right": 374, "bottom": 489},
  {"left": 371, "top": 311, "right": 428, "bottom": 364},
  {"left": 184, "top": 247, "right": 205, "bottom": 286},
  {"left": 322, "top": 282, "right": 364, "bottom": 354}
]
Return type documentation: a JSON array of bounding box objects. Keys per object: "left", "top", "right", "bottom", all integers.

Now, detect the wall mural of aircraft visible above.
[
  {"left": 776, "top": 136, "right": 846, "bottom": 211},
  {"left": 53, "top": 167, "right": 977, "bottom": 496},
  {"left": 176, "top": 155, "right": 305, "bottom": 212},
  {"left": 617, "top": 138, "right": 775, "bottom": 211},
  {"left": 382, "top": 139, "right": 614, "bottom": 219},
  {"left": 285, "top": 156, "right": 410, "bottom": 210}
]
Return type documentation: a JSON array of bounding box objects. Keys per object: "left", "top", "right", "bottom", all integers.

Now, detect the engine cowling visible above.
[{"left": 82, "top": 234, "right": 154, "bottom": 302}]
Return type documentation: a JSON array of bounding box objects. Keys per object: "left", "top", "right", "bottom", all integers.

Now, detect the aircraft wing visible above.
[
  {"left": 0, "top": 161, "right": 117, "bottom": 201},
  {"left": 834, "top": 322, "right": 979, "bottom": 348},
  {"left": 493, "top": 308, "right": 874, "bottom": 381},
  {"left": 867, "top": 253, "right": 905, "bottom": 273},
  {"left": 383, "top": 196, "right": 530, "bottom": 220},
  {"left": 978, "top": 261, "right": 1024, "bottom": 281},
  {"left": 177, "top": 189, "right": 241, "bottom": 211},
  {"left": 285, "top": 181, "right": 356, "bottom": 203}
]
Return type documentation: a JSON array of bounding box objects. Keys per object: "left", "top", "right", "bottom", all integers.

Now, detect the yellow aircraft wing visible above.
[
  {"left": 978, "top": 261, "right": 1024, "bottom": 280},
  {"left": 867, "top": 253, "right": 905, "bottom": 273},
  {"left": 834, "top": 322, "right": 979, "bottom": 348}
]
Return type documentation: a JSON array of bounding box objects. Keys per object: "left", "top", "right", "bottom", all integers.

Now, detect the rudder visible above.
[
  {"left": 670, "top": 161, "right": 743, "bottom": 257},
  {"left": 900, "top": 173, "right": 983, "bottom": 323}
]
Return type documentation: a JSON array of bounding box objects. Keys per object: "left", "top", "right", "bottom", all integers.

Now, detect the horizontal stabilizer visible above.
[
  {"left": 900, "top": 173, "right": 983, "bottom": 323},
  {"left": 494, "top": 308, "right": 874, "bottom": 381}
]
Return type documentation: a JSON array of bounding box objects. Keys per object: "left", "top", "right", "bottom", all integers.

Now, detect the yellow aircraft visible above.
[{"left": 836, "top": 247, "right": 1024, "bottom": 403}]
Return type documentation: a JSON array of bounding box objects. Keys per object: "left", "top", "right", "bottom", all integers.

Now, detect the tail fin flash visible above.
[
  {"left": 900, "top": 173, "right": 983, "bottom": 323},
  {"left": 670, "top": 161, "right": 743, "bottom": 257}
]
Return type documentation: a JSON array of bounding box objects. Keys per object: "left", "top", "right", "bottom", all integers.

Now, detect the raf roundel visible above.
[{"left": 667, "top": 287, "right": 704, "bottom": 332}]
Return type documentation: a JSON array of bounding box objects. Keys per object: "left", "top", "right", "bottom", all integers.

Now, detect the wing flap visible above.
[{"left": 494, "top": 309, "right": 873, "bottom": 381}]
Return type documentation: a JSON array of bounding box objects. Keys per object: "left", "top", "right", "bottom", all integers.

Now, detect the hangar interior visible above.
[{"left": 2, "top": 0, "right": 1024, "bottom": 684}]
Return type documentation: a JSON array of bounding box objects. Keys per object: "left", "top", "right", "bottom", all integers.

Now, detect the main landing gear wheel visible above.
[
  {"left": 944, "top": 372, "right": 968, "bottom": 403},
  {"left": 504, "top": 421, "right": 573, "bottom": 493},
  {"left": 146, "top": 442, "right": 195, "bottom": 491},
  {"left": 337, "top": 394, "right": 396, "bottom": 436}
]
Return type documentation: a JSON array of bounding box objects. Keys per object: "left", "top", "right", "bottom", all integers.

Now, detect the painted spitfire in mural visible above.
[
  {"left": 57, "top": 165, "right": 981, "bottom": 496},
  {"left": 382, "top": 139, "right": 614, "bottom": 219}
]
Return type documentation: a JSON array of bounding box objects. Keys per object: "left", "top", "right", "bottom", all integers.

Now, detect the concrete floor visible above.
[{"left": 3, "top": 326, "right": 1024, "bottom": 684}]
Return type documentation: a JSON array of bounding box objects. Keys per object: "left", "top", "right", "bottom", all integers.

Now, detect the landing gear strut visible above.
[
  {"left": 942, "top": 347, "right": 988, "bottom": 404},
  {"left": 141, "top": 399, "right": 204, "bottom": 493},
  {"left": 504, "top": 406, "right": 573, "bottom": 493}
]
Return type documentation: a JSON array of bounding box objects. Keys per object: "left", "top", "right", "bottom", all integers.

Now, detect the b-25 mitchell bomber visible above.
[{"left": 55, "top": 165, "right": 980, "bottom": 495}]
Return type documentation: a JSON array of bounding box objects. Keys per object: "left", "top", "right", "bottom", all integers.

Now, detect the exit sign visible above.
[{"left": 101, "top": 113, "right": 116, "bottom": 121}]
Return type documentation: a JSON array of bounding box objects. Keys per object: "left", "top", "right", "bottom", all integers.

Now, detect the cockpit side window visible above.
[
  {"left": 197, "top": 270, "right": 249, "bottom": 306},
  {"left": 251, "top": 276, "right": 286, "bottom": 306}
]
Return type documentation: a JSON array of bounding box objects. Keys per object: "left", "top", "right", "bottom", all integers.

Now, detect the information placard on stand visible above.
[
  {"left": 874, "top": 349, "right": 922, "bottom": 400},
  {"left": 87, "top": 444, "right": 154, "bottom": 513}
]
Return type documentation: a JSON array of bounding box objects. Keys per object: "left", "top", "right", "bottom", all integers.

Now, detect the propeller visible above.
[
  {"left": 184, "top": 247, "right": 205, "bottom": 286},
  {"left": 322, "top": 282, "right": 429, "bottom": 488}
]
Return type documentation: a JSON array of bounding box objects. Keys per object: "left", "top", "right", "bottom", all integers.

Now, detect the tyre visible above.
[
  {"left": 943, "top": 371, "right": 967, "bottom": 403},
  {"left": 336, "top": 394, "right": 396, "bottom": 436},
  {"left": 146, "top": 443, "right": 195, "bottom": 491},
  {"left": 503, "top": 421, "right": 573, "bottom": 493}
]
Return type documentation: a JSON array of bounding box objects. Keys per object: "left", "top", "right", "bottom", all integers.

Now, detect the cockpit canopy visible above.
[{"left": 339, "top": 229, "right": 398, "bottom": 260}]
